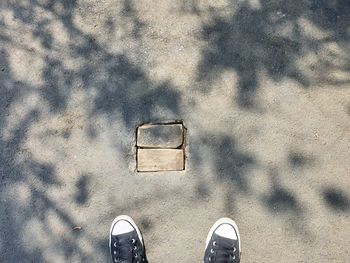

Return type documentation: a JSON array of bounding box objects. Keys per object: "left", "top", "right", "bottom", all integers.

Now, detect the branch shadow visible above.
[
  {"left": 197, "top": 0, "right": 350, "bottom": 109},
  {"left": 191, "top": 133, "right": 256, "bottom": 212},
  {"left": 0, "top": 0, "right": 182, "bottom": 261},
  {"left": 1, "top": 0, "right": 349, "bottom": 261}
]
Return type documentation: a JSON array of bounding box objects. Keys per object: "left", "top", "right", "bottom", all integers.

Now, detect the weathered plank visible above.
[
  {"left": 137, "top": 123, "right": 183, "bottom": 148},
  {"left": 137, "top": 149, "right": 184, "bottom": 171}
]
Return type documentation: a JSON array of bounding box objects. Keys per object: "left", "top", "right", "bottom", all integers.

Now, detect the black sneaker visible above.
[
  {"left": 109, "top": 215, "right": 148, "bottom": 263},
  {"left": 203, "top": 218, "right": 241, "bottom": 263}
]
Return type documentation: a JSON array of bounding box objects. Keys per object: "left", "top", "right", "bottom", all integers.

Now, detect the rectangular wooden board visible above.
[
  {"left": 137, "top": 148, "right": 184, "bottom": 172},
  {"left": 137, "top": 123, "right": 183, "bottom": 148}
]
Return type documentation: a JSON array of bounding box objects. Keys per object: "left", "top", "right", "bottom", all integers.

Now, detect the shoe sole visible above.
[
  {"left": 204, "top": 217, "right": 241, "bottom": 258},
  {"left": 109, "top": 215, "right": 144, "bottom": 251}
]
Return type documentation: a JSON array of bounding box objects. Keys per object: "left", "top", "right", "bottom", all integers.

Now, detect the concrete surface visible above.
[{"left": 0, "top": 0, "right": 350, "bottom": 262}]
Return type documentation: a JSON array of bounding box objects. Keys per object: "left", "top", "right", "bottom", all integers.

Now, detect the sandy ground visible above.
[{"left": 0, "top": 0, "right": 349, "bottom": 262}]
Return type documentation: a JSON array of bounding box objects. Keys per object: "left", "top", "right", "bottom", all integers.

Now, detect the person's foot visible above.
[
  {"left": 109, "top": 215, "right": 147, "bottom": 263},
  {"left": 203, "top": 218, "right": 241, "bottom": 263}
]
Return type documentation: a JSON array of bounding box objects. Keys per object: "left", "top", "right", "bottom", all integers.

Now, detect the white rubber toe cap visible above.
[
  {"left": 214, "top": 223, "right": 238, "bottom": 240},
  {"left": 112, "top": 220, "right": 134, "bottom": 235}
]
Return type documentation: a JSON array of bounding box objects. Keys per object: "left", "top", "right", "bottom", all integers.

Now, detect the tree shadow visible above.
[
  {"left": 121, "top": 0, "right": 146, "bottom": 39},
  {"left": 194, "top": 134, "right": 256, "bottom": 192},
  {"left": 75, "top": 173, "right": 91, "bottom": 205},
  {"left": 288, "top": 151, "right": 315, "bottom": 169},
  {"left": 195, "top": 181, "right": 211, "bottom": 200},
  {"left": 1, "top": 0, "right": 349, "bottom": 261},
  {"left": 197, "top": 0, "right": 350, "bottom": 109},
  {"left": 140, "top": 217, "right": 153, "bottom": 233},
  {"left": 323, "top": 187, "right": 350, "bottom": 212},
  {"left": 0, "top": 0, "right": 182, "bottom": 261},
  {"left": 0, "top": 102, "right": 82, "bottom": 261},
  {"left": 191, "top": 133, "right": 256, "bottom": 212},
  {"left": 264, "top": 187, "right": 300, "bottom": 214}
]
